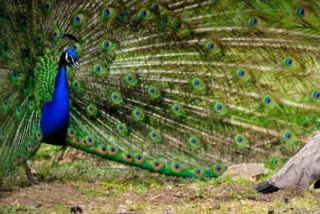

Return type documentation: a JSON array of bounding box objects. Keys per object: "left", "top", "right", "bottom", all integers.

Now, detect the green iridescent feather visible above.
[
  {"left": 34, "top": 54, "right": 58, "bottom": 110},
  {"left": 0, "top": 0, "right": 319, "bottom": 180}
]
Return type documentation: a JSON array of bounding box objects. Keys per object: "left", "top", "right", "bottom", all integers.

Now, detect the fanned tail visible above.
[
  {"left": 0, "top": 0, "right": 319, "bottom": 178},
  {"left": 65, "top": 0, "right": 320, "bottom": 177}
]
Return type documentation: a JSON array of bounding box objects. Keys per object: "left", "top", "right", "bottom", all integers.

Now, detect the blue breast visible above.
[{"left": 40, "top": 65, "right": 69, "bottom": 145}]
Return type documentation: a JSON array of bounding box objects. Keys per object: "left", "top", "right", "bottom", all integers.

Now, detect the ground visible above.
[{"left": 0, "top": 145, "right": 319, "bottom": 214}]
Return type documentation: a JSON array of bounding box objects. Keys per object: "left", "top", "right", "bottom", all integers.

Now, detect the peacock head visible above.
[{"left": 61, "top": 47, "right": 79, "bottom": 69}]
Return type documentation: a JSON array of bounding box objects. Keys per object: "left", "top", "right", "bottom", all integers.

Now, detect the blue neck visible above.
[
  {"left": 52, "top": 65, "right": 69, "bottom": 108},
  {"left": 40, "top": 64, "right": 70, "bottom": 145}
]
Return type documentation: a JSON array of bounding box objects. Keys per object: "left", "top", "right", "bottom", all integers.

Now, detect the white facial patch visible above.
[{"left": 65, "top": 53, "right": 70, "bottom": 63}]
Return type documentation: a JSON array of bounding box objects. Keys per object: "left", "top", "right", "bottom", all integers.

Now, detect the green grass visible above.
[
  {"left": 0, "top": 206, "right": 37, "bottom": 214},
  {"left": 0, "top": 144, "right": 318, "bottom": 214}
]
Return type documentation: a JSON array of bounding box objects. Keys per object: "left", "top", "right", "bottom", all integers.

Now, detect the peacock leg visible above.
[
  {"left": 51, "top": 146, "right": 67, "bottom": 168},
  {"left": 23, "top": 161, "right": 38, "bottom": 185}
]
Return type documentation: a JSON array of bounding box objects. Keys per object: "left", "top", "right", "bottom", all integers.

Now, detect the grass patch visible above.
[{"left": 0, "top": 145, "right": 318, "bottom": 214}]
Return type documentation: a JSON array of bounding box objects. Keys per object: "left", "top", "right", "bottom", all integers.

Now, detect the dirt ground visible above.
[{"left": 0, "top": 146, "right": 319, "bottom": 214}]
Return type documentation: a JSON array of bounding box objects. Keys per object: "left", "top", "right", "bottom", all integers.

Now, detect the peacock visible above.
[{"left": 0, "top": 0, "right": 319, "bottom": 191}]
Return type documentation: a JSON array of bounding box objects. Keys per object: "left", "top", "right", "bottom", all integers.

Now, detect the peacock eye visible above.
[
  {"left": 104, "top": 41, "right": 110, "bottom": 48},
  {"left": 175, "top": 22, "right": 182, "bottom": 30},
  {"left": 207, "top": 42, "right": 214, "bottom": 50},
  {"left": 250, "top": 17, "right": 258, "bottom": 26},
  {"left": 161, "top": 17, "right": 168, "bottom": 24},
  {"left": 104, "top": 9, "right": 110, "bottom": 16},
  {"left": 152, "top": 4, "right": 159, "bottom": 11},
  {"left": 297, "top": 8, "right": 308, "bottom": 17},
  {"left": 238, "top": 69, "right": 245, "bottom": 76},
  {"left": 44, "top": 3, "right": 51, "bottom": 11},
  {"left": 264, "top": 96, "right": 271, "bottom": 104},
  {"left": 74, "top": 16, "right": 80, "bottom": 23},
  {"left": 285, "top": 132, "right": 291, "bottom": 139},
  {"left": 285, "top": 58, "right": 292, "bottom": 66},
  {"left": 141, "top": 10, "right": 147, "bottom": 17}
]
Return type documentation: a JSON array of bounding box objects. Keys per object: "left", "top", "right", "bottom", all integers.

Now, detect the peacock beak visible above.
[{"left": 73, "top": 61, "right": 80, "bottom": 70}]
